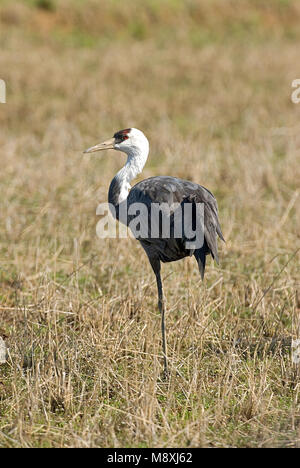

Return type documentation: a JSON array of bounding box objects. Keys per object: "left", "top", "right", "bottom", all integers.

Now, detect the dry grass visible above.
[{"left": 0, "top": 0, "right": 300, "bottom": 447}]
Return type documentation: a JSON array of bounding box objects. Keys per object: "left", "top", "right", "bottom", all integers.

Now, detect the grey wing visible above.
[
  {"left": 187, "top": 181, "right": 225, "bottom": 263},
  {"left": 128, "top": 176, "right": 224, "bottom": 263}
]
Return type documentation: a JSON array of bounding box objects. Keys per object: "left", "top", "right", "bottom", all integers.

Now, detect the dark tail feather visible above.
[
  {"left": 194, "top": 249, "right": 206, "bottom": 281},
  {"left": 217, "top": 225, "right": 225, "bottom": 243}
]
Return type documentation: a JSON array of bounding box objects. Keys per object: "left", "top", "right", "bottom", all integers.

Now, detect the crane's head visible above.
[{"left": 84, "top": 128, "right": 149, "bottom": 158}]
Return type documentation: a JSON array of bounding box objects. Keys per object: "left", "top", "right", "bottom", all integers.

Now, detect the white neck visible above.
[{"left": 108, "top": 142, "right": 149, "bottom": 206}]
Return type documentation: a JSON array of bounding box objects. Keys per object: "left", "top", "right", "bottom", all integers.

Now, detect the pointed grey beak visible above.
[{"left": 83, "top": 137, "right": 115, "bottom": 154}]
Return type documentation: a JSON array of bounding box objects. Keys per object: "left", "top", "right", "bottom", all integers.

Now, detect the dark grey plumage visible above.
[{"left": 116, "top": 176, "right": 224, "bottom": 280}]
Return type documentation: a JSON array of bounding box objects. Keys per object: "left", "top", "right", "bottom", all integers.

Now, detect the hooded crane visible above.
[{"left": 84, "top": 128, "right": 224, "bottom": 377}]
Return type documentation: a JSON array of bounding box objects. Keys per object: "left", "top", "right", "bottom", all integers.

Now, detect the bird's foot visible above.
[{"left": 161, "top": 365, "right": 169, "bottom": 381}]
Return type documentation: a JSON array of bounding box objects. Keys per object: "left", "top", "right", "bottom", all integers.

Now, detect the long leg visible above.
[
  {"left": 157, "top": 270, "right": 168, "bottom": 378},
  {"left": 149, "top": 257, "right": 168, "bottom": 377}
]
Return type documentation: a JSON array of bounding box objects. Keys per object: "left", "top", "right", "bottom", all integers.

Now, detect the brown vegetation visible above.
[{"left": 0, "top": 0, "right": 299, "bottom": 447}]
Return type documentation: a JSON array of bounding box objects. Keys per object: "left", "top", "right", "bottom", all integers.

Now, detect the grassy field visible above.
[{"left": 0, "top": 0, "right": 300, "bottom": 448}]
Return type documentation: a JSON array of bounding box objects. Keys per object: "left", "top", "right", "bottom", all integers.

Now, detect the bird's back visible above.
[{"left": 124, "top": 176, "right": 224, "bottom": 275}]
